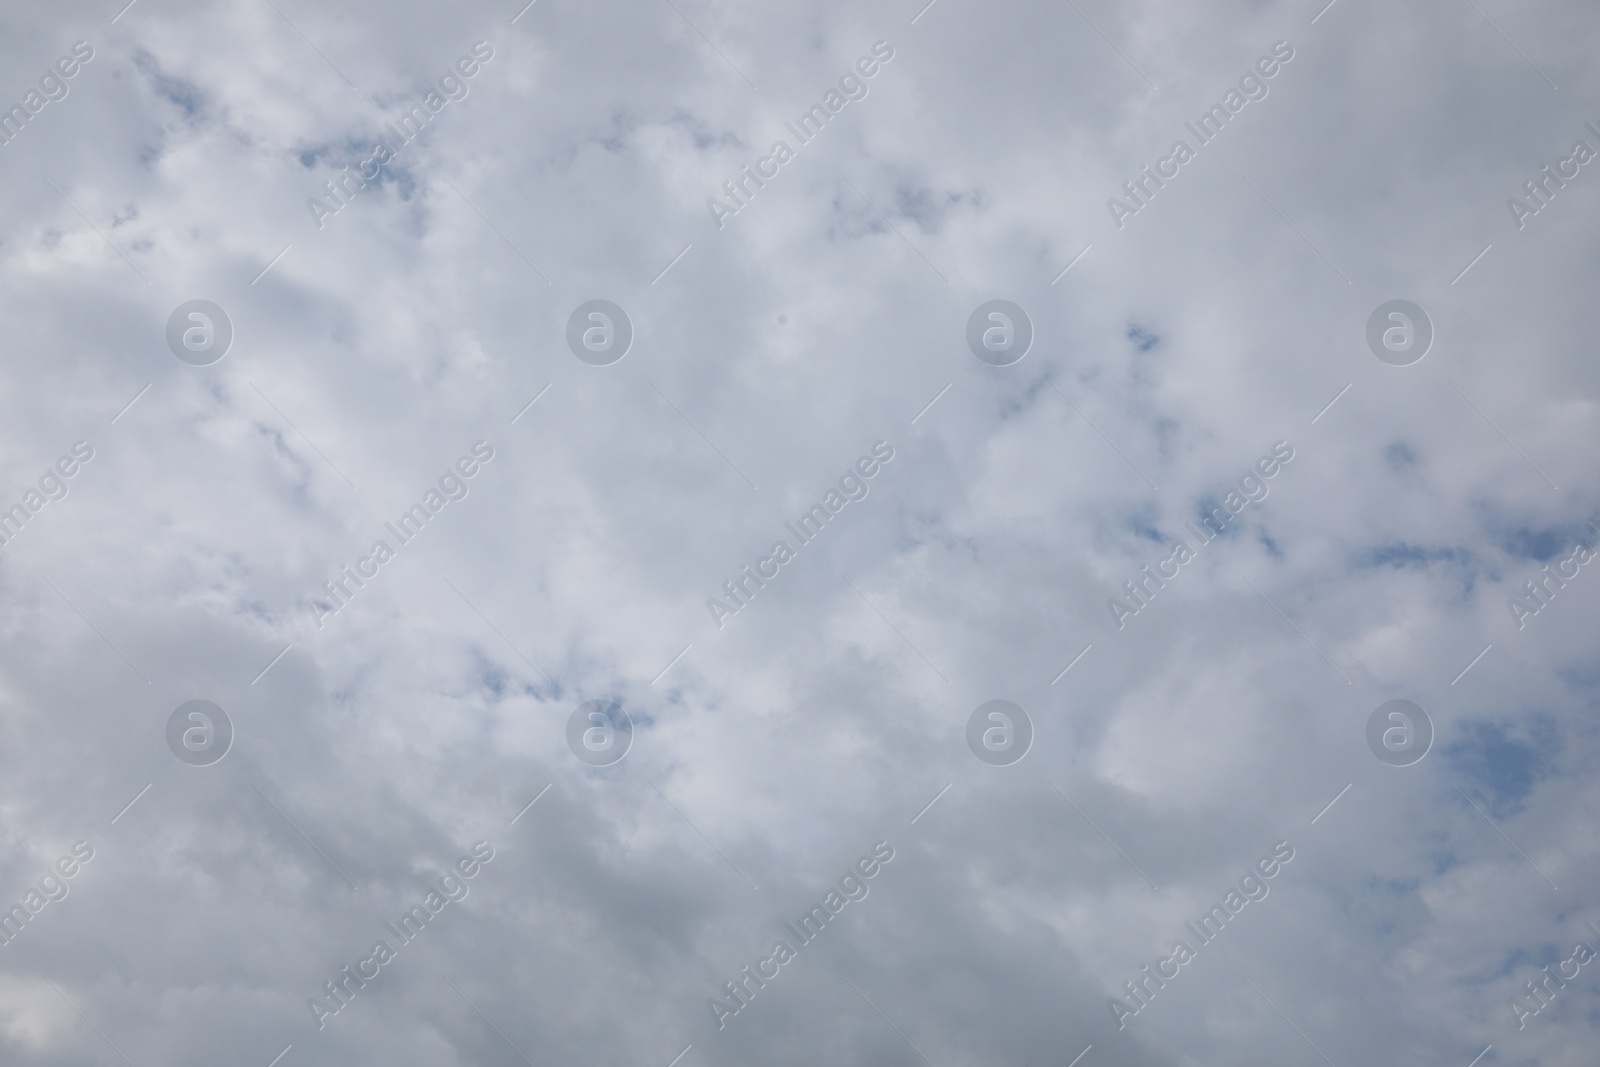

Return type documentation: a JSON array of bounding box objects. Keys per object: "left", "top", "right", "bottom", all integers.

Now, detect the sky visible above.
[{"left": 0, "top": 0, "right": 1598, "bottom": 1064}]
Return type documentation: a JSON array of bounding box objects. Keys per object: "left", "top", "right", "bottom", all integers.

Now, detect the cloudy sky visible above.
[{"left": 0, "top": 0, "right": 1598, "bottom": 1063}]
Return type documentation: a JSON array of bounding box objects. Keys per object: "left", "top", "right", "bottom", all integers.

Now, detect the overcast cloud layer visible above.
[{"left": 1, "top": 0, "right": 1598, "bottom": 1064}]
